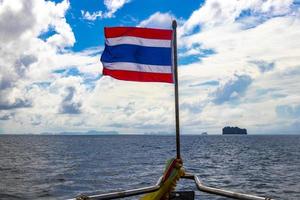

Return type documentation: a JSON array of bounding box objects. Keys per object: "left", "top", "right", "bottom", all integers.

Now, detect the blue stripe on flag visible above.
[{"left": 101, "top": 44, "right": 172, "bottom": 66}]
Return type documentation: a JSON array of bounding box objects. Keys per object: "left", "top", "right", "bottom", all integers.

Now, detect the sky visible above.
[{"left": 0, "top": 0, "right": 300, "bottom": 135}]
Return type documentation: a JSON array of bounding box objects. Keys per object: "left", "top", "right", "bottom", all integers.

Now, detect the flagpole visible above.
[{"left": 172, "top": 20, "right": 181, "bottom": 160}]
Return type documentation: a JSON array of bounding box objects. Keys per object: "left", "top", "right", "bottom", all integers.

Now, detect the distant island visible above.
[
  {"left": 144, "top": 131, "right": 172, "bottom": 135},
  {"left": 201, "top": 132, "right": 208, "bottom": 135},
  {"left": 40, "top": 130, "right": 119, "bottom": 135},
  {"left": 222, "top": 127, "right": 247, "bottom": 135}
]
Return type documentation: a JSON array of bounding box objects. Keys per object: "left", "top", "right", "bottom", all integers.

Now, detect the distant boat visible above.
[
  {"left": 201, "top": 132, "right": 208, "bottom": 135},
  {"left": 222, "top": 126, "right": 247, "bottom": 135}
]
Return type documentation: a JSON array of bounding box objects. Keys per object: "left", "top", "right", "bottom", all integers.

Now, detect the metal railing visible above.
[
  {"left": 68, "top": 173, "right": 273, "bottom": 200},
  {"left": 68, "top": 177, "right": 163, "bottom": 200},
  {"left": 182, "top": 173, "right": 272, "bottom": 200}
]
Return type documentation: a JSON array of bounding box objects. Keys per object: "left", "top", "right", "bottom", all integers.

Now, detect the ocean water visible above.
[{"left": 0, "top": 135, "right": 299, "bottom": 200}]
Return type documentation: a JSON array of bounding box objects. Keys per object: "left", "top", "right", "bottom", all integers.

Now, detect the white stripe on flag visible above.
[
  {"left": 102, "top": 62, "right": 172, "bottom": 74},
  {"left": 105, "top": 36, "right": 171, "bottom": 48}
]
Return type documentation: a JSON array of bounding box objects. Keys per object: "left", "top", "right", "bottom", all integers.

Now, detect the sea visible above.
[{"left": 0, "top": 135, "right": 299, "bottom": 200}]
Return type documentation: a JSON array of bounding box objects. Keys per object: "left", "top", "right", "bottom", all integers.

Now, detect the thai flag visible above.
[{"left": 100, "top": 27, "right": 174, "bottom": 83}]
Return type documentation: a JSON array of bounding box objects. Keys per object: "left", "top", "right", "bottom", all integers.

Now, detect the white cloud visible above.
[
  {"left": 0, "top": 0, "right": 73, "bottom": 112},
  {"left": 81, "top": 0, "right": 130, "bottom": 21},
  {"left": 0, "top": 0, "right": 102, "bottom": 134},
  {"left": 104, "top": 0, "right": 130, "bottom": 18},
  {"left": 260, "top": 0, "right": 294, "bottom": 15},
  {"left": 212, "top": 74, "right": 252, "bottom": 104},
  {"left": 1, "top": 0, "right": 300, "bottom": 135},
  {"left": 81, "top": 10, "right": 104, "bottom": 21},
  {"left": 138, "top": 12, "right": 177, "bottom": 29},
  {"left": 180, "top": 0, "right": 294, "bottom": 35},
  {"left": 134, "top": 1, "right": 300, "bottom": 134},
  {"left": 176, "top": 0, "right": 300, "bottom": 134}
]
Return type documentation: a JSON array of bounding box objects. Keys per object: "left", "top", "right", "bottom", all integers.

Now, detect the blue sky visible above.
[
  {"left": 67, "top": 0, "right": 202, "bottom": 51},
  {"left": 0, "top": 0, "right": 300, "bottom": 134}
]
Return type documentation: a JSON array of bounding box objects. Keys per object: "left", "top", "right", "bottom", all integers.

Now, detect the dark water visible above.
[{"left": 0, "top": 135, "right": 299, "bottom": 200}]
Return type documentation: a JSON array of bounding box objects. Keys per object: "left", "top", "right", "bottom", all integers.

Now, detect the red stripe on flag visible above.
[
  {"left": 104, "top": 27, "right": 172, "bottom": 40},
  {"left": 103, "top": 68, "right": 174, "bottom": 83},
  {"left": 162, "top": 159, "right": 178, "bottom": 182}
]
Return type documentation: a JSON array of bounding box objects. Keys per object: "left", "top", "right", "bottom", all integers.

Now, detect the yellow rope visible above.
[{"left": 140, "top": 158, "right": 185, "bottom": 200}]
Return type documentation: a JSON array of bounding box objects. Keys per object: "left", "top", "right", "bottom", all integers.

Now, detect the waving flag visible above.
[{"left": 101, "top": 27, "right": 174, "bottom": 83}]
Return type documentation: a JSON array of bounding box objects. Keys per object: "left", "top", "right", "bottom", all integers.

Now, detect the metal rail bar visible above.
[
  {"left": 182, "top": 174, "right": 273, "bottom": 200},
  {"left": 67, "top": 177, "right": 163, "bottom": 200},
  {"left": 68, "top": 174, "right": 273, "bottom": 200}
]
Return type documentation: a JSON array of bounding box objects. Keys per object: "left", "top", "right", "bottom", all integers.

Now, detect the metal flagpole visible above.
[{"left": 172, "top": 20, "right": 181, "bottom": 159}]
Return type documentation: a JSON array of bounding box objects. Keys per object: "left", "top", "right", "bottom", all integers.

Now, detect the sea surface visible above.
[{"left": 0, "top": 135, "right": 299, "bottom": 200}]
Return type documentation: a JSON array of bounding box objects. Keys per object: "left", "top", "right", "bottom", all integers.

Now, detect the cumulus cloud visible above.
[
  {"left": 212, "top": 74, "right": 252, "bottom": 104},
  {"left": 175, "top": 0, "right": 300, "bottom": 133},
  {"left": 180, "top": 101, "right": 204, "bottom": 114},
  {"left": 189, "top": 80, "right": 219, "bottom": 87},
  {"left": 0, "top": 98, "right": 32, "bottom": 110},
  {"left": 139, "top": 12, "right": 176, "bottom": 29},
  {"left": 249, "top": 60, "right": 275, "bottom": 73},
  {"left": 276, "top": 104, "right": 300, "bottom": 118},
  {"left": 0, "top": 0, "right": 102, "bottom": 133},
  {"left": 1, "top": 0, "right": 300, "bottom": 134},
  {"left": 0, "top": 0, "right": 76, "bottom": 113},
  {"left": 0, "top": 113, "right": 14, "bottom": 121},
  {"left": 0, "top": 1, "right": 35, "bottom": 41},
  {"left": 81, "top": 0, "right": 130, "bottom": 21},
  {"left": 104, "top": 0, "right": 130, "bottom": 17},
  {"left": 15, "top": 54, "right": 38, "bottom": 76},
  {"left": 180, "top": 0, "right": 294, "bottom": 35},
  {"left": 60, "top": 87, "right": 82, "bottom": 114},
  {"left": 81, "top": 10, "right": 104, "bottom": 21}
]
